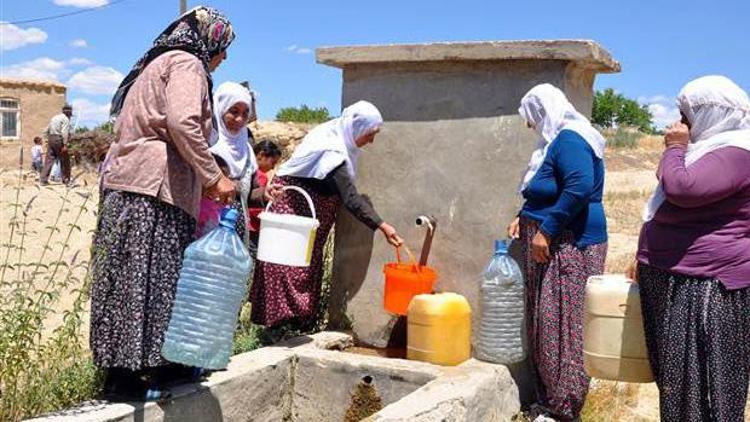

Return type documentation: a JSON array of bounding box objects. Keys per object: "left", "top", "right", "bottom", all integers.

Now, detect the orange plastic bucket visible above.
[{"left": 383, "top": 248, "right": 437, "bottom": 315}]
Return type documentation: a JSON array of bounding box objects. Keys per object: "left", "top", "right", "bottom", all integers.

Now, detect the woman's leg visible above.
[
  {"left": 90, "top": 190, "right": 195, "bottom": 371},
  {"left": 638, "top": 265, "right": 750, "bottom": 421},
  {"left": 250, "top": 178, "right": 339, "bottom": 328},
  {"left": 705, "top": 282, "right": 750, "bottom": 421},
  {"left": 519, "top": 218, "right": 605, "bottom": 420}
]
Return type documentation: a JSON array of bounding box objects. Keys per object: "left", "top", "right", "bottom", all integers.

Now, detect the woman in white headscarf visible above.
[
  {"left": 250, "top": 100, "right": 404, "bottom": 329},
  {"left": 633, "top": 76, "right": 750, "bottom": 421},
  {"left": 196, "top": 81, "right": 265, "bottom": 242},
  {"left": 507, "top": 84, "right": 608, "bottom": 421}
]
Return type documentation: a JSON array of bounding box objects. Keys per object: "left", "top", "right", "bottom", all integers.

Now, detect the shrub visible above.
[
  {"left": 68, "top": 130, "right": 115, "bottom": 165},
  {"left": 606, "top": 127, "right": 643, "bottom": 149},
  {"left": 0, "top": 149, "right": 102, "bottom": 421},
  {"left": 275, "top": 105, "right": 331, "bottom": 124}
]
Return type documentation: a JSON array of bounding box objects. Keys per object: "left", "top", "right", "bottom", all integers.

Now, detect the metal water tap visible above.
[{"left": 415, "top": 215, "right": 437, "bottom": 266}]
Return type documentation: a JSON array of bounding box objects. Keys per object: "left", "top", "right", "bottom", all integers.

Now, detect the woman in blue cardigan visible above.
[{"left": 507, "top": 84, "right": 608, "bottom": 421}]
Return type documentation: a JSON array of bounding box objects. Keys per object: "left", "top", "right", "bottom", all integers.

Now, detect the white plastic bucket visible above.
[{"left": 257, "top": 186, "right": 320, "bottom": 267}]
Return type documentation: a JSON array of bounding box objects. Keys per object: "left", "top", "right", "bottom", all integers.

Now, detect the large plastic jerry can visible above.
[
  {"left": 407, "top": 293, "right": 471, "bottom": 366},
  {"left": 583, "top": 275, "right": 654, "bottom": 383}
]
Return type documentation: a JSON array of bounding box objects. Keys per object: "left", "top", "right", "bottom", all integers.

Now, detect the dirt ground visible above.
[{"left": 0, "top": 142, "right": 99, "bottom": 342}]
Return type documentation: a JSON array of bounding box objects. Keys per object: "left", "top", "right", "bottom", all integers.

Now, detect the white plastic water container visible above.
[
  {"left": 584, "top": 274, "right": 654, "bottom": 383},
  {"left": 161, "top": 208, "right": 252, "bottom": 370},
  {"left": 257, "top": 186, "right": 320, "bottom": 267},
  {"left": 475, "top": 239, "right": 526, "bottom": 365}
]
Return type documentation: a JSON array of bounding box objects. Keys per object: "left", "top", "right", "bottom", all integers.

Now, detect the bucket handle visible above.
[
  {"left": 264, "top": 186, "right": 317, "bottom": 221},
  {"left": 394, "top": 246, "right": 421, "bottom": 272}
]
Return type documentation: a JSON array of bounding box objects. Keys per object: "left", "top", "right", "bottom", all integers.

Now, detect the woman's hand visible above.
[
  {"left": 206, "top": 175, "right": 236, "bottom": 205},
  {"left": 531, "top": 230, "right": 551, "bottom": 264},
  {"left": 664, "top": 121, "right": 690, "bottom": 149},
  {"left": 263, "top": 183, "right": 283, "bottom": 203},
  {"left": 625, "top": 259, "right": 639, "bottom": 283},
  {"left": 379, "top": 222, "right": 404, "bottom": 247},
  {"left": 507, "top": 217, "right": 520, "bottom": 239}
]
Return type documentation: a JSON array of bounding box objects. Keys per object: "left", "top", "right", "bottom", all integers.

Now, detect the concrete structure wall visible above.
[
  {"left": 322, "top": 41, "right": 618, "bottom": 346},
  {"left": 0, "top": 79, "right": 66, "bottom": 165}
]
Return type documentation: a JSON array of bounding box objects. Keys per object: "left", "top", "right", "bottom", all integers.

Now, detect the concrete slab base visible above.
[{"left": 28, "top": 332, "right": 519, "bottom": 422}]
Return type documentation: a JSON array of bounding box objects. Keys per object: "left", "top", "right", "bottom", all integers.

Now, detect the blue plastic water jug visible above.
[
  {"left": 475, "top": 239, "right": 526, "bottom": 364},
  {"left": 161, "top": 208, "right": 252, "bottom": 369}
]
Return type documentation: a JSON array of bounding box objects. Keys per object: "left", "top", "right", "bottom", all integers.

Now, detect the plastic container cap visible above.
[
  {"left": 494, "top": 239, "right": 509, "bottom": 255},
  {"left": 220, "top": 207, "right": 238, "bottom": 228}
]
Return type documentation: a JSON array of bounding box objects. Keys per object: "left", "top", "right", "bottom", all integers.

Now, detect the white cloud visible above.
[
  {"left": 285, "top": 45, "right": 313, "bottom": 55},
  {"left": 69, "top": 38, "right": 88, "bottom": 48},
  {"left": 70, "top": 98, "right": 110, "bottom": 127},
  {"left": 639, "top": 95, "right": 680, "bottom": 129},
  {"left": 53, "top": 0, "right": 109, "bottom": 7},
  {"left": 0, "top": 23, "right": 48, "bottom": 51},
  {"left": 66, "top": 66, "right": 123, "bottom": 95},
  {"left": 0, "top": 57, "right": 98, "bottom": 82},
  {"left": 69, "top": 57, "right": 93, "bottom": 66},
  {"left": 0, "top": 57, "right": 68, "bottom": 81}
]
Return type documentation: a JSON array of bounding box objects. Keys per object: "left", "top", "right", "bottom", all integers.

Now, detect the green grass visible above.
[{"left": 0, "top": 147, "right": 102, "bottom": 421}]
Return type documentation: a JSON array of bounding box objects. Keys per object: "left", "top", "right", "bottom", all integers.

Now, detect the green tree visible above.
[
  {"left": 275, "top": 105, "right": 331, "bottom": 124},
  {"left": 592, "top": 88, "right": 654, "bottom": 133},
  {"left": 95, "top": 121, "right": 114, "bottom": 133}
]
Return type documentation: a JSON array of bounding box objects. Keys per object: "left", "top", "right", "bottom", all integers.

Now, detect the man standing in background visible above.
[{"left": 40, "top": 103, "right": 73, "bottom": 186}]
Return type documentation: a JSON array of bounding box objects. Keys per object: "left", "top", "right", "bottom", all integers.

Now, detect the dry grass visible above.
[{"left": 581, "top": 381, "right": 660, "bottom": 422}]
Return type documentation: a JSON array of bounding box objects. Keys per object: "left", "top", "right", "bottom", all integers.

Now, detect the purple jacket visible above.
[{"left": 637, "top": 146, "right": 750, "bottom": 289}]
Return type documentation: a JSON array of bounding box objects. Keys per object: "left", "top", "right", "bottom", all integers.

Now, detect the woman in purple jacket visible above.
[{"left": 634, "top": 75, "right": 750, "bottom": 422}]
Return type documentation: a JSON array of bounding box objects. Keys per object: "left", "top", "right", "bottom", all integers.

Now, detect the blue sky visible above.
[{"left": 2, "top": 0, "right": 749, "bottom": 128}]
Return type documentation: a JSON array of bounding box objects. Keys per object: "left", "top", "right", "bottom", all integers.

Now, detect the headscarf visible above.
[
  {"left": 642, "top": 75, "right": 750, "bottom": 221},
  {"left": 209, "top": 82, "right": 256, "bottom": 179},
  {"left": 517, "top": 83, "right": 607, "bottom": 192},
  {"left": 109, "top": 6, "right": 235, "bottom": 119},
  {"left": 277, "top": 101, "right": 383, "bottom": 180}
]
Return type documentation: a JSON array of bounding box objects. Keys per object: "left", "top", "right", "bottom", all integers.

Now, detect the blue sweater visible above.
[{"left": 520, "top": 130, "right": 607, "bottom": 248}]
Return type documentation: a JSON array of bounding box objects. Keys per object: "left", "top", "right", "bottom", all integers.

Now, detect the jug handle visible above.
[{"left": 264, "top": 186, "right": 317, "bottom": 221}]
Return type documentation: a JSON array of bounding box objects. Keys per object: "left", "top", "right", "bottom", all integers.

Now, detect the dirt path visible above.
[{"left": 0, "top": 166, "right": 99, "bottom": 342}]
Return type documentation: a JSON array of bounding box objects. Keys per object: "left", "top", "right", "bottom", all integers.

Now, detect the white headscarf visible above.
[
  {"left": 643, "top": 75, "right": 750, "bottom": 221},
  {"left": 209, "top": 81, "right": 257, "bottom": 179},
  {"left": 517, "top": 83, "right": 607, "bottom": 192},
  {"left": 277, "top": 101, "right": 383, "bottom": 180}
]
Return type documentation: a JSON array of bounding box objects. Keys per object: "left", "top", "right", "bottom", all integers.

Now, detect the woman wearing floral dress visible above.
[
  {"left": 90, "top": 6, "right": 236, "bottom": 400},
  {"left": 250, "top": 101, "right": 404, "bottom": 330},
  {"left": 634, "top": 75, "right": 750, "bottom": 421},
  {"left": 507, "top": 84, "right": 608, "bottom": 421}
]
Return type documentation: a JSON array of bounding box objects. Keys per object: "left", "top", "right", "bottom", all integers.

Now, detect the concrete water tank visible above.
[{"left": 318, "top": 40, "right": 621, "bottom": 346}]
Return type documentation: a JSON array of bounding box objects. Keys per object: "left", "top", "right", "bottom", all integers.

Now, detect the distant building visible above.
[{"left": 0, "top": 78, "right": 67, "bottom": 163}]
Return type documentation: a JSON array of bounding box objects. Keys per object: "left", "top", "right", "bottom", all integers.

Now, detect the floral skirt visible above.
[
  {"left": 90, "top": 190, "right": 195, "bottom": 370},
  {"left": 249, "top": 177, "right": 340, "bottom": 327},
  {"left": 638, "top": 264, "right": 750, "bottom": 422},
  {"left": 520, "top": 217, "right": 607, "bottom": 421}
]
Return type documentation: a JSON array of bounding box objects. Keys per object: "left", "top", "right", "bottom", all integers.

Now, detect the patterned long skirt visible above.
[
  {"left": 519, "top": 217, "right": 607, "bottom": 421},
  {"left": 638, "top": 264, "right": 750, "bottom": 422},
  {"left": 250, "top": 176, "right": 340, "bottom": 327},
  {"left": 90, "top": 190, "right": 195, "bottom": 370}
]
